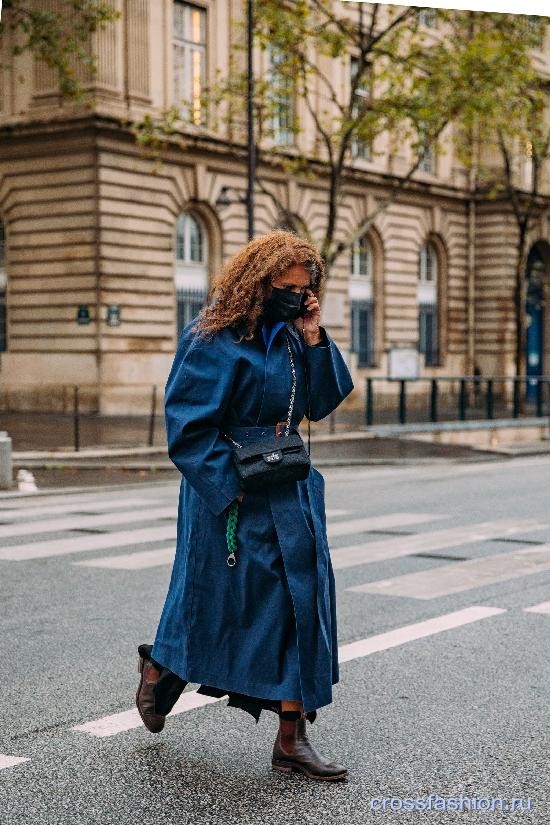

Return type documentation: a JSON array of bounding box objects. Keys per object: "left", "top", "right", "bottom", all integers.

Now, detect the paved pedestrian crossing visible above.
[
  {"left": 348, "top": 543, "right": 550, "bottom": 599},
  {"left": 4, "top": 482, "right": 550, "bottom": 772},
  {"left": 72, "top": 605, "right": 505, "bottom": 739},
  {"left": 2, "top": 485, "right": 550, "bottom": 605}
]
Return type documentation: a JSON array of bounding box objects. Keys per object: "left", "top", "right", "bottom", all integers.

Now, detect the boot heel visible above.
[
  {"left": 138, "top": 656, "right": 144, "bottom": 674},
  {"left": 271, "top": 759, "right": 294, "bottom": 774}
]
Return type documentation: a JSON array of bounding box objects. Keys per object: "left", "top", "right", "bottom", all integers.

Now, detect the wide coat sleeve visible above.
[
  {"left": 302, "top": 326, "right": 354, "bottom": 421},
  {"left": 163, "top": 326, "right": 242, "bottom": 517}
]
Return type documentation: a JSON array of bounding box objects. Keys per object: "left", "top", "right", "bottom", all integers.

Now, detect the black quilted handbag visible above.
[{"left": 223, "top": 332, "right": 311, "bottom": 492}]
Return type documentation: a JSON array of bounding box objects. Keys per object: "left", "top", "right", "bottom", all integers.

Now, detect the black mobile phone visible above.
[{"left": 299, "top": 291, "right": 309, "bottom": 317}]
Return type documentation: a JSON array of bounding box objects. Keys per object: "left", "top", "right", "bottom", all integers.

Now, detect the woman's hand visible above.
[
  {"left": 293, "top": 289, "right": 322, "bottom": 345},
  {"left": 237, "top": 492, "right": 245, "bottom": 503}
]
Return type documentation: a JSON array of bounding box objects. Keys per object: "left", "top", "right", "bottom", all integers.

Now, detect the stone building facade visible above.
[{"left": 0, "top": 1, "right": 549, "bottom": 414}]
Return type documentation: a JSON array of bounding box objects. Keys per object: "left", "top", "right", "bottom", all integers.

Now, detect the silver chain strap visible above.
[{"left": 224, "top": 331, "right": 297, "bottom": 449}]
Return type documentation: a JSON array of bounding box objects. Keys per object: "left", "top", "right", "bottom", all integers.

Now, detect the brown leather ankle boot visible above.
[
  {"left": 136, "top": 653, "right": 166, "bottom": 733},
  {"left": 272, "top": 713, "right": 348, "bottom": 781}
]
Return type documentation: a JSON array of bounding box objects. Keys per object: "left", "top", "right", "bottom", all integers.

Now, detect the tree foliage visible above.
[
  {"left": 206, "top": 3, "right": 549, "bottom": 281},
  {"left": 438, "top": 11, "right": 550, "bottom": 376}
]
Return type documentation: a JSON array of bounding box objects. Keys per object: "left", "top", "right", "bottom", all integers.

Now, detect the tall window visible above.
[
  {"left": 267, "top": 45, "right": 293, "bottom": 146},
  {"left": 173, "top": 1, "right": 206, "bottom": 126},
  {"left": 352, "top": 233, "right": 372, "bottom": 279},
  {"left": 350, "top": 234, "right": 375, "bottom": 367},
  {"left": 418, "top": 241, "right": 438, "bottom": 367},
  {"left": 351, "top": 302, "right": 374, "bottom": 368},
  {"left": 418, "top": 122, "right": 434, "bottom": 173},
  {"left": 350, "top": 56, "right": 372, "bottom": 161},
  {"left": 0, "top": 222, "right": 6, "bottom": 353},
  {"left": 175, "top": 212, "right": 208, "bottom": 337},
  {"left": 523, "top": 139, "right": 535, "bottom": 191}
]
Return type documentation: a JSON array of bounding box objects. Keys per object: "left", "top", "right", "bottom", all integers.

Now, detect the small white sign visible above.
[{"left": 388, "top": 347, "right": 420, "bottom": 380}]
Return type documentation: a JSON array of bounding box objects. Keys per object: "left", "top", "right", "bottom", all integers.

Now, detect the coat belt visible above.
[{"left": 224, "top": 424, "right": 299, "bottom": 442}]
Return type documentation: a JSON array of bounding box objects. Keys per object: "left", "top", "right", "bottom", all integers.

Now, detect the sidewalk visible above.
[
  {"left": 1, "top": 410, "right": 526, "bottom": 491},
  {"left": 7, "top": 437, "right": 502, "bottom": 491}
]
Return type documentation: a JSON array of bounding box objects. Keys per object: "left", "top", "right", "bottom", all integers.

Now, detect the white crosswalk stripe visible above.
[
  {"left": 523, "top": 600, "right": 550, "bottom": 615},
  {"left": 0, "top": 486, "right": 174, "bottom": 509},
  {"left": 0, "top": 496, "right": 176, "bottom": 522},
  {"left": 326, "top": 512, "right": 446, "bottom": 538},
  {"left": 75, "top": 546, "right": 175, "bottom": 570},
  {"left": 74, "top": 513, "right": 442, "bottom": 570},
  {"left": 0, "top": 505, "right": 176, "bottom": 539},
  {"left": 325, "top": 509, "right": 349, "bottom": 518},
  {"left": 72, "top": 605, "right": 505, "bottom": 738},
  {"left": 330, "top": 520, "right": 549, "bottom": 570},
  {"left": 348, "top": 544, "right": 550, "bottom": 599},
  {"left": 0, "top": 525, "right": 176, "bottom": 561},
  {"left": 337, "top": 605, "right": 505, "bottom": 661},
  {"left": 0, "top": 754, "right": 30, "bottom": 771}
]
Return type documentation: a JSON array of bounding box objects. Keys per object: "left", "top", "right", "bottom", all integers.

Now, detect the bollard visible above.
[
  {"left": 512, "top": 379, "right": 520, "bottom": 418},
  {"left": 458, "top": 379, "right": 467, "bottom": 421},
  {"left": 0, "top": 431, "right": 13, "bottom": 490},
  {"left": 486, "top": 379, "right": 494, "bottom": 420},
  {"left": 398, "top": 380, "right": 406, "bottom": 425},
  {"left": 73, "top": 385, "right": 80, "bottom": 452},
  {"left": 537, "top": 378, "right": 543, "bottom": 417},
  {"left": 430, "top": 379, "right": 438, "bottom": 423},
  {"left": 365, "top": 377, "right": 374, "bottom": 426},
  {"left": 148, "top": 385, "right": 157, "bottom": 447}
]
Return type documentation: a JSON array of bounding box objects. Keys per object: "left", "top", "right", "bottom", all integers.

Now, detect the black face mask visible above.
[{"left": 263, "top": 287, "right": 306, "bottom": 323}]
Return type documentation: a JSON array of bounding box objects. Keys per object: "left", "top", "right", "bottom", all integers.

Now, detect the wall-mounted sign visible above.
[
  {"left": 76, "top": 304, "right": 90, "bottom": 325},
  {"left": 106, "top": 304, "right": 121, "bottom": 327},
  {"left": 388, "top": 347, "right": 419, "bottom": 380}
]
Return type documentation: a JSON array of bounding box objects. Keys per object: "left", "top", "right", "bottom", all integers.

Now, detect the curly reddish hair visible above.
[{"left": 193, "top": 231, "right": 325, "bottom": 341}]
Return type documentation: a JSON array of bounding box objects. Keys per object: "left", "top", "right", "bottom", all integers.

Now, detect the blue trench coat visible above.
[{"left": 149, "top": 316, "right": 354, "bottom": 720}]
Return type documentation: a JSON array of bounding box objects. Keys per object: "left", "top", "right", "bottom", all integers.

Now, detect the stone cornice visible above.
[{"left": 1, "top": 112, "right": 549, "bottom": 208}]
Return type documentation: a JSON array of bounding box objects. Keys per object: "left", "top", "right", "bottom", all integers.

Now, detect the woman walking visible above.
[{"left": 136, "top": 231, "right": 354, "bottom": 781}]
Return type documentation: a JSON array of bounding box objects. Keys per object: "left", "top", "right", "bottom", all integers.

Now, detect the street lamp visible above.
[
  {"left": 215, "top": 0, "right": 255, "bottom": 241},
  {"left": 246, "top": 0, "right": 255, "bottom": 241},
  {"left": 215, "top": 186, "right": 247, "bottom": 209}
]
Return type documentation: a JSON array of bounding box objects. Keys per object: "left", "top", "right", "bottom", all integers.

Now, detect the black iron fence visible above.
[
  {"left": 1, "top": 384, "right": 161, "bottom": 452},
  {"left": 365, "top": 376, "right": 550, "bottom": 426},
  {"left": 4, "top": 376, "right": 550, "bottom": 452}
]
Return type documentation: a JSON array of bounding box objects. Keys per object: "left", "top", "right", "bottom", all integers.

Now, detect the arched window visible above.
[
  {"left": 0, "top": 221, "right": 6, "bottom": 352},
  {"left": 418, "top": 241, "right": 438, "bottom": 366},
  {"left": 350, "top": 233, "right": 375, "bottom": 367},
  {"left": 174, "top": 212, "right": 208, "bottom": 337}
]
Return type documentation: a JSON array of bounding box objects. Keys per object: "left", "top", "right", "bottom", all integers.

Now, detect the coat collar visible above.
[
  {"left": 231, "top": 318, "right": 301, "bottom": 349},
  {"left": 261, "top": 319, "right": 286, "bottom": 352}
]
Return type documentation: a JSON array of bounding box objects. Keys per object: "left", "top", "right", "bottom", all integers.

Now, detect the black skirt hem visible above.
[{"left": 138, "top": 644, "right": 317, "bottom": 725}]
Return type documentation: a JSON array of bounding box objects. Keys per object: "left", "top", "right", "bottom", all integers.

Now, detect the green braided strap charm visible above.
[{"left": 226, "top": 499, "right": 239, "bottom": 567}]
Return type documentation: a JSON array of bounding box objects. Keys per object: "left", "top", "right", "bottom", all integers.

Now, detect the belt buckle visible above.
[{"left": 275, "top": 421, "right": 287, "bottom": 438}]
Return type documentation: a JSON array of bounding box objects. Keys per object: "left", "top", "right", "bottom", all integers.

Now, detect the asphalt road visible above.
[{"left": 2, "top": 456, "right": 550, "bottom": 824}]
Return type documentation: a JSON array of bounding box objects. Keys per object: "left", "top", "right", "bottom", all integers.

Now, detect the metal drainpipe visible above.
[
  {"left": 466, "top": 11, "right": 477, "bottom": 381},
  {"left": 467, "top": 126, "right": 478, "bottom": 379},
  {"left": 93, "top": 143, "right": 102, "bottom": 415}
]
